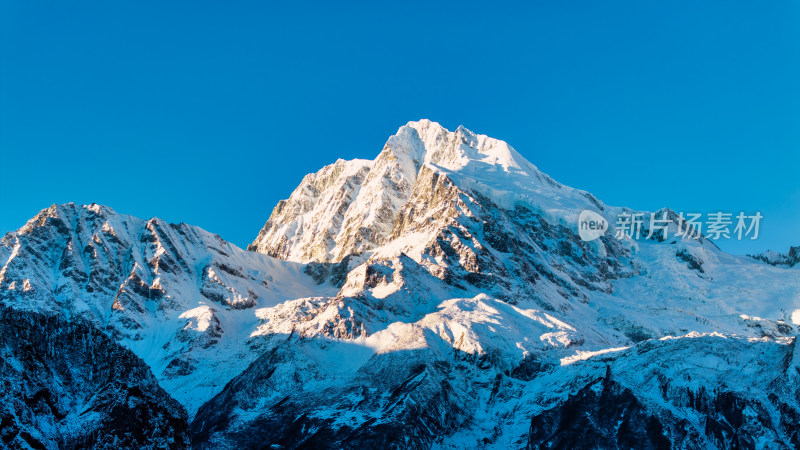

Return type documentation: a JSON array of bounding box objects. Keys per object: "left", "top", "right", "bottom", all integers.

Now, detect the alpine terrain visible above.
[{"left": 1, "top": 120, "right": 799, "bottom": 449}]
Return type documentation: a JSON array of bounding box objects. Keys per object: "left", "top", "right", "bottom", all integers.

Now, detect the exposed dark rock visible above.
[{"left": 0, "top": 307, "right": 190, "bottom": 448}]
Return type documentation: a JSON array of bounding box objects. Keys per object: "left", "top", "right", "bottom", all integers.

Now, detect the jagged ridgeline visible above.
[{"left": 1, "top": 120, "right": 799, "bottom": 448}]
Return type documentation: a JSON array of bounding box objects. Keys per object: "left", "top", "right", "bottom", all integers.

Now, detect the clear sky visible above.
[{"left": 1, "top": 1, "right": 798, "bottom": 255}]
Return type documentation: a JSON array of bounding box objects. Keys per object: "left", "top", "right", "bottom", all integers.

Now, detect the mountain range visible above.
[{"left": 1, "top": 120, "right": 799, "bottom": 449}]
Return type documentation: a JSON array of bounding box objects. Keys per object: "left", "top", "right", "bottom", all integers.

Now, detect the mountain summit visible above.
[
  {"left": 249, "top": 120, "right": 604, "bottom": 264},
  {"left": 2, "top": 121, "right": 799, "bottom": 448}
]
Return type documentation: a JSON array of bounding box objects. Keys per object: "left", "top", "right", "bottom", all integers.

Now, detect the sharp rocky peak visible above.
[
  {"left": 248, "top": 119, "right": 605, "bottom": 264},
  {"left": 391, "top": 119, "right": 539, "bottom": 175}
]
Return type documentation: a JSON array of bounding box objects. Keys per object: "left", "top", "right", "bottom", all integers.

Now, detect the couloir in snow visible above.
[{"left": 1, "top": 120, "right": 799, "bottom": 448}]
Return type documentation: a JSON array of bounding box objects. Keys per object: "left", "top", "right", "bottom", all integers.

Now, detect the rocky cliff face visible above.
[
  {"left": 526, "top": 336, "right": 800, "bottom": 449},
  {"left": 0, "top": 307, "right": 189, "bottom": 448},
  {"left": 2, "top": 120, "right": 800, "bottom": 448},
  {"left": 751, "top": 246, "right": 800, "bottom": 267}
]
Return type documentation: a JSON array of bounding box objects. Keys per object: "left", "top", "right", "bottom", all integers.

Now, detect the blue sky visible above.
[{"left": 1, "top": 1, "right": 798, "bottom": 255}]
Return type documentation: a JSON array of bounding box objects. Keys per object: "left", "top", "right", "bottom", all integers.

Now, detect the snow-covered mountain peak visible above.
[
  {"left": 250, "top": 120, "right": 609, "bottom": 264},
  {"left": 392, "top": 119, "right": 539, "bottom": 175},
  {"left": 19, "top": 202, "right": 108, "bottom": 233},
  {"left": 4, "top": 123, "right": 800, "bottom": 447}
]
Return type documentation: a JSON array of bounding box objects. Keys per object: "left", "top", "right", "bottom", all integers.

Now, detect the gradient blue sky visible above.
[{"left": 1, "top": 1, "right": 798, "bottom": 255}]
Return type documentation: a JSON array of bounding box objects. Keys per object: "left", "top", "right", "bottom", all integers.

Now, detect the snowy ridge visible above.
[
  {"left": 750, "top": 245, "right": 800, "bottom": 267},
  {"left": 0, "top": 202, "right": 336, "bottom": 417}
]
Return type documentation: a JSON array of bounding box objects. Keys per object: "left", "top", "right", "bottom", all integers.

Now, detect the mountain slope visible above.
[
  {"left": 0, "top": 203, "right": 337, "bottom": 418},
  {"left": 0, "top": 306, "right": 189, "bottom": 448}
]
